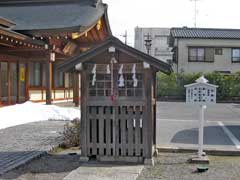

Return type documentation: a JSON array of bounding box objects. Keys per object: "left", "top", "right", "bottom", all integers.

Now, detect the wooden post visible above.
[
  {"left": 0, "top": 62, "right": 1, "bottom": 105},
  {"left": 143, "top": 68, "right": 154, "bottom": 165},
  {"left": 7, "top": 62, "right": 11, "bottom": 105},
  {"left": 25, "top": 62, "right": 30, "bottom": 101},
  {"left": 16, "top": 62, "right": 20, "bottom": 103},
  {"left": 46, "top": 53, "right": 52, "bottom": 105},
  {"left": 73, "top": 72, "right": 80, "bottom": 107},
  {"left": 153, "top": 72, "right": 157, "bottom": 146},
  {"left": 79, "top": 69, "right": 89, "bottom": 161}
]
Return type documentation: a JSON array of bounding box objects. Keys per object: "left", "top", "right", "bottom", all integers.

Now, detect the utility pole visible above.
[
  {"left": 190, "top": 0, "right": 200, "bottom": 27},
  {"left": 144, "top": 33, "right": 152, "bottom": 55}
]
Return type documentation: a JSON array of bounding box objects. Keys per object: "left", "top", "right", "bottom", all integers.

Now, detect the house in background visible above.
[
  {"left": 0, "top": 0, "right": 111, "bottom": 106},
  {"left": 170, "top": 27, "right": 240, "bottom": 74},
  {"left": 134, "top": 27, "right": 173, "bottom": 64}
]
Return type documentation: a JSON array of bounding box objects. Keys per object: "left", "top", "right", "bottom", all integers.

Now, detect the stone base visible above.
[
  {"left": 79, "top": 156, "right": 89, "bottom": 162},
  {"left": 97, "top": 156, "right": 143, "bottom": 163},
  {"left": 153, "top": 148, "right": 159, "bottom": 157},
  {"left": 144, "top": 158, "right": 154, "bottom": 166},
  {"left": 189, "top": 156, "right": 209, "bottom": 164}
]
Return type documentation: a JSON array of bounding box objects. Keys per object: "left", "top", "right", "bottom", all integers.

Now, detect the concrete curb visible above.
[{"left": 157, "top": 147, "right": 240, "bottom": 156}]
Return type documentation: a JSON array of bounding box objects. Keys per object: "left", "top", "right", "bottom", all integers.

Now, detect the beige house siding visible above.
[{"left": 175, "top": 38, "right": 240, "bottom": 73}]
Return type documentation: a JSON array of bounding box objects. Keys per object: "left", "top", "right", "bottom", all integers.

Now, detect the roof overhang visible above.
[
  {"left": 58, "top": 36, "right": 173, "bottom": 74},
  {"left": 0, "top": 1, "right": 110, "bottom": 34}
]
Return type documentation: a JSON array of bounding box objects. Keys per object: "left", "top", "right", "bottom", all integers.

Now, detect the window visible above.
[
  {"left": 54, "top": 70, "right": 64, "bottom": 88},
  {"left": 215, "top": 48, "right": 223, "bottom": 55},
  {"left": 29, "top": 62, "right": 41, "bottom": 87},
  {"left": 118, "top": 73, "right": 143, "bottom": 97},
  {"left": 63, "top": 73, "right": 73, "bottom": 88},
  {"left": 68, "top": 73, "right": 73, "bottom": 88},
  {"left": 232, "top": 48, "right": 240, "bottom": 62},
  {"left": 89, "top": 73, "right": 111, "bottom": 97},
  {"left": 189, "top": 48, "right": 205, "bottom": 61}
]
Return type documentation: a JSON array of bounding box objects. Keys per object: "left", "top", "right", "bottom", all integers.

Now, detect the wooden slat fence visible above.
[{"left": 86, "top": 105, "right": 144, "bottom": 158}]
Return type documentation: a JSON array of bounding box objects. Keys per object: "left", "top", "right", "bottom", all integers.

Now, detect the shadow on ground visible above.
[{"left": 171, "top": 126, "right": 240, "bottom": 145}]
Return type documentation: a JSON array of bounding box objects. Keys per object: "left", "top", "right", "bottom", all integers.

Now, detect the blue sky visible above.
[{"left": 103, "top": 0, "right": 240, "bottom": 46}]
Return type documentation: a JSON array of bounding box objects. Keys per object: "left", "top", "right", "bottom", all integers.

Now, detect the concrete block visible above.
[
  {"left": 189, "top": 156, "right": 210, "bottom": 164},
  {"left": 79, "top": 156, "right": 89, "bottom": 162},
  {"left": 144, "top": 158, "right": 154, "bottom": 166}
]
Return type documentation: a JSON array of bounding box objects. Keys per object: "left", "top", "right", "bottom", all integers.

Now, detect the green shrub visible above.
[{"left": 157, "top": 72, "right": 240, "bottom": 100}]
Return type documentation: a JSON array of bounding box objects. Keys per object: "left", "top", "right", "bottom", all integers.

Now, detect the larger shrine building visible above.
[{"left": 0, "top": 0, "right": 111, "bottom": 106}]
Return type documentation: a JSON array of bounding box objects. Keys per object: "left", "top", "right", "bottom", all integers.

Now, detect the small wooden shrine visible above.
[{"left": 58, "top": 36, "right": 172, "bottom": 164}]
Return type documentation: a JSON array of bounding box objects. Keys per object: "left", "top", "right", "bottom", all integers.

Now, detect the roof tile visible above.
[{"left": 171, "top": 27, "right": 240, "bottom": 39}]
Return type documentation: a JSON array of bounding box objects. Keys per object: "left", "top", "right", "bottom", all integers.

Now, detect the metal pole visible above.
[
  {"left": 190, "top": 0, "right": 200, "bottom": 27},
  {"left": 198, "top": 104, "right": 206, "bottom": 158},
  {"left": 194, "top": 0, "right": 197, "bottom": 27}
]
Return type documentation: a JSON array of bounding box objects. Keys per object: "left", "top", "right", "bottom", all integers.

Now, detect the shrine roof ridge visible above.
[{"left": 57, "top": 36, "right": 173, "bottom": 75}]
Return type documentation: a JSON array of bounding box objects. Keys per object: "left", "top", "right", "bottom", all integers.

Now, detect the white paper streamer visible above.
[
  {"left": 132, "top": 74, "right": 138, "bottom": 87},
  {"left": 91, "top": 64, "right": 97, "bottom": 86},
  {"left": 118, "top": 64, "right": 124, "bottom": 87},
  {"left": 119, "top": 74, "right": 125, "bottom": 87},
  {"left": 132, "top": 64, "right": 138, "bottom": 87},
  {"left": 132, "top": 64, "right": 136, "bottom": 74},
  {"left": 118, "top": 64, "right": 123, "bottom": 74},
  {"left": 107, "top": 64, "right": 110, "bottom": 74},
  {"left": 92, "top": 64, "right": 96, "bottom": 74}
]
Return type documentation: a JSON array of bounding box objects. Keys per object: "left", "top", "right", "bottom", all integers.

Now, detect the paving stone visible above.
[{"left": 64, "top": 163, "right": 144, "bottom": 180}]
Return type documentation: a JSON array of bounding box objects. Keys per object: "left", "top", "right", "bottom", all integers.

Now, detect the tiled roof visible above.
[
  {"left": 0, "top": 0, "right": 106, "bottom": 31},
  {"left": 171, "top": 27, "right": 240, "bottom": 39}
]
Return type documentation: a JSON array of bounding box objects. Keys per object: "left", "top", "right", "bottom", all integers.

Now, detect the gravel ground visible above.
[
  {"left": 0, "top": 121, "right": 65, "bottom": 152},
  {"left": 138, "top": 153, "right": 240, "bottom": 180},
  {"left": 1, "top": 154, "right": 81, "bottom": 180}
]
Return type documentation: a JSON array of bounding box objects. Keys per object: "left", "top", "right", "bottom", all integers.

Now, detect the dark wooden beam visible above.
[
  {"left": 0, "top": 63, "right": 1, "bottom": 105},
  {"left": 80, "top": 69, "right": 88, "bottom": 157},
  {"left": 17, "top": 62, "right": 20, "bottom": 103},
  {"left": 7, "top": 62, "right": 10, "bottom": 105},
  {"left": 46, "top": 52, "right": 53, "bottom": 105},
  {"left": 83, "top": 31, "right": 95, "bottom": 44},
  {"left": 73, "top": 72, "right": 80, "bottom": 107},
  {"left": 89, "top": 28, "right": 99, "bottom": 43},
  {"left": 0, "top": 42, "right": 16, "bottom": 48},
  {"left": 0, "top": 47, "right": 44, "bottom": 52},
  {"left": 97, "top": 29, "right": 105, "bottom": 42},
  {"left": 143, "top": 68, "right": 153, "bottom": 159},
  {"left": 25, "top": 62, "right": 30, "bottom": 101}
]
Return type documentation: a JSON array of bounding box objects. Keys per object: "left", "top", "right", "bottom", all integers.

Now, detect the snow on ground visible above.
[{"left": 0, "top": 101, "right": 80, "bottom": 130}]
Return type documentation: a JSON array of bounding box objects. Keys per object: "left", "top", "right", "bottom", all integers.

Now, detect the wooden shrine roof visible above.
[{"left": 58, "top": 36, "right": 173, "bottom": 74}]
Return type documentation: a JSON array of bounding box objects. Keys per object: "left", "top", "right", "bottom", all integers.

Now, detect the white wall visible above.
[
  {"left": 134, "top": 27, "right": 173, "bottom": 63},
  {"left": 176, "top": 38, "right": 240, "bottom": 73}
]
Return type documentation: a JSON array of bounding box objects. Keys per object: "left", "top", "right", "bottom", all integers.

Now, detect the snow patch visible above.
[{"left": 0, "top": 101, "right": 80, "bottom": 130}]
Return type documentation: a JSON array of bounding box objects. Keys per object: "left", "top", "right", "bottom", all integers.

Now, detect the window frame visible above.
[
  {"left": 28, "top": 62, "right": 42, "bottom": 88},
  {"left": 215, "top": 48, "right": 223, "bottom": 55},
  {"left": 188, "top": 47, "right": 206, "bottom": 62},
  {"left": 231, "top": 48, "right": 240, "bottom": 63},
  {"left": 53, "top": 64, "right": 65, "bottom": 88}
]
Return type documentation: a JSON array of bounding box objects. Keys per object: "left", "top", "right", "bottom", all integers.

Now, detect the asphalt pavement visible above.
[{"left": 156, "top": 102, "right": 240, "bottom": 151}]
